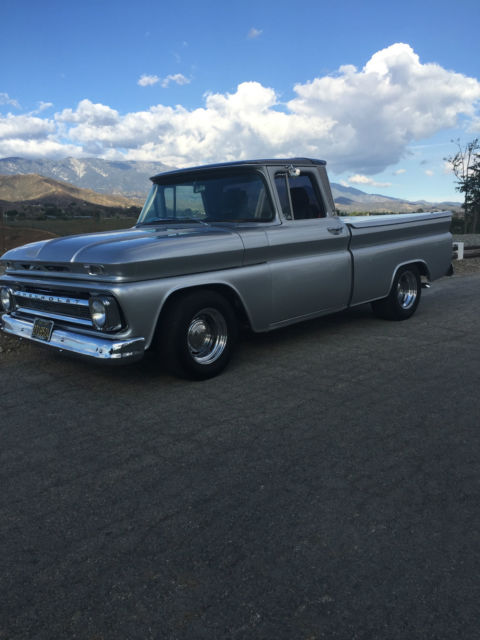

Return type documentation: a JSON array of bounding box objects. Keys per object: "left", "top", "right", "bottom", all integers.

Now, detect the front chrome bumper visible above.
[{"left": 1, "top": 314, "right": 145, "bottom": 364}]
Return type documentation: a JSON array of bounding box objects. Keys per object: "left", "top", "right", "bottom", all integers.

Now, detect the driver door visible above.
[{"left": 265, "top": 168, "right": 351, "bottom": 326}]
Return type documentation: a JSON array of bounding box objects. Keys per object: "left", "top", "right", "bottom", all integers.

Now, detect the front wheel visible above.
[
  {"left": 371, "top": 265, "right": 421, "bottom": 320},
  {"left": 159, "top": 290, "right": 238, "bottom": 379}
]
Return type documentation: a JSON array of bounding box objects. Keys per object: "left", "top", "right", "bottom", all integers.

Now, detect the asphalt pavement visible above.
[{"left": 1, "top": 273, "right": 480, "bottom": 639}]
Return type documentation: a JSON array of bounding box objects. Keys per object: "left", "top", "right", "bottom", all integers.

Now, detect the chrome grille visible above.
[{"left": 12, "top": 288, "right": 93, "bottom": 327}]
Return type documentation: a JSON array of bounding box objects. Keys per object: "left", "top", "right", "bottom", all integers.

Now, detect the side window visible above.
[
  {"left": 275, "top": 172, "right": 326, "bottom": 220},
  {"left": 164, "top": 186, "right": 174, "bottom": 216},
  {"left": 274, "top": 174, "right": 292, "bottom": 219}
]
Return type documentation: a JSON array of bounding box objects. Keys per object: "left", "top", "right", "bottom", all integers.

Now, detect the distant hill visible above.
[
  {"left": 0, "top": 156, "right": 461, "bottom": 213},
  {"left": 0, "top": 174, "right": 141, "bottom": 209},
  {"left": 334, "top": 196, "right": 355, "bottom": 206},
  {"left": 329, "top": 182, "right": 460, "bottom": 213},
  {"left": 0, "top": 157, "right": 173, "bottom": 199}
]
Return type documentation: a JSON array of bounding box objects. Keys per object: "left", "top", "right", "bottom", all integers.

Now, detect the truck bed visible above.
[{"left": 340, "top": 211, "right": 452, "bottom": 305}]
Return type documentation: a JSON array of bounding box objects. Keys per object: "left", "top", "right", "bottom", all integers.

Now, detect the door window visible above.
[{"left": 274, "top": 172, "right": 326, "bottom": 220}]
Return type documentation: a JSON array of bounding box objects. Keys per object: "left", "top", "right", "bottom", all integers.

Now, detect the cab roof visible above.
[{"left": 151, "top": 157, "right": 327, "bottom": 181}]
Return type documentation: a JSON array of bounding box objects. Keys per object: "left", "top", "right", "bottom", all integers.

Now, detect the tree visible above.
[
  {"left": 445, "top": 138, "right": 480, "bottom": 233},
  {"left": 465, "top": 154, "right": 480, "bottom": 233}
]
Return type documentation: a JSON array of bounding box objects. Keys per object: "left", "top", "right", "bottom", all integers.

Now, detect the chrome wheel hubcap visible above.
[
  {"left": 187, "top": 308, "right": 228, "bottom": 365},
  {"left": 397, "top": 271, "right": 418, "bottom": 309}
]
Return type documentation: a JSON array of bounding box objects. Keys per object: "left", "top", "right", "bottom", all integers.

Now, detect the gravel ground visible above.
[
  {"left": 451, "top": 257, "right": 480, "bottom": 275},
  {"left": 2, "top": 273, "right": 480, "bottom": 639},
  {"left": 0, "top": 328, "right": 33, "bottom": 358}
]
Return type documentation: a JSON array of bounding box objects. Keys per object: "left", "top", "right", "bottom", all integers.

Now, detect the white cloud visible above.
[
  {"left": 443, "top": 161, "right": 454, "bottom": 175},
  {"left": 394, "top": 168, "right": 406, "bottom": 175},
  {"left": 138, "top": 74, "right": 160, "bottom": 87},
  {"left": 349, "top": 174, "right": 392, "bottom": 188},
  {"left": 247, "top": 27, "right": 263, "bottom": 39},
  {"left": 1, "top": 44, "right": 479, "bottom": 170},
  {"left": 160, "top": 73, "right": 190, "bottom": 88},
  {"left": 30, "top": 101, "right": 54, "bottom": 115},
  {"left": 468, "top": 117, "right": 480, "bottom": 133},
  {"left": 138, "top": 73, "right": 190, "bottom": 88},
  {"left": 37, "top": 101, "right": 53, "bottom": 112},
  {"left": 0, "top": 138, "right": 79, "bottom": 158},
  {"left": 56, "top": 99, "right": 119, "bottom": 126},
  {"left": 287, "top": 43, "right": 480, "bottom": 173},
  {"left": 0, "top": 114, "right": 77, "bottom": 158},
  {"left": 0, "top": 113, "right": 55, "bottom": 140},
  {"left": 0, "top": 93, "right": 20, "bottom": 109},
  {"left": 425, "top": 169, "right": 434, "bottom": 176}
]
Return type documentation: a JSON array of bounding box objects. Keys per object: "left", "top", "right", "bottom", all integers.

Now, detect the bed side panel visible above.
[{"left": 347, "top": 215, "right": 452, "bottom": 305}]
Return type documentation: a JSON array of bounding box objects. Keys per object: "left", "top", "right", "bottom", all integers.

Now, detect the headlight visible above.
[
  {"left": 0, "top": 287, "right": 14, "bottom": 313},
  {"left": 88, "top": 295, "right": 122, "bottom": 331}
]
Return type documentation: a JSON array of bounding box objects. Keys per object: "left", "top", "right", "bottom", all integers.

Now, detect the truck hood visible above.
[{"left": 1, "top": 224, "right": 245, "bottom": 281}]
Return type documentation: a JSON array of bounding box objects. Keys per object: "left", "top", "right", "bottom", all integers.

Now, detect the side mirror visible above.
[{"left": 287, "top": 165, "right": 300, "bottom": 177}]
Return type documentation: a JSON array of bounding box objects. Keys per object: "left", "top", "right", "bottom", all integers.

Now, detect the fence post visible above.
[{"left": 453, "top": 242, "right": 464, "bottom": 260}]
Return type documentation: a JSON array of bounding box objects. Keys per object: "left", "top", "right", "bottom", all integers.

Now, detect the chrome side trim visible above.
[{"left": 1, "top": 314, "right": 145, "bottom": 363}]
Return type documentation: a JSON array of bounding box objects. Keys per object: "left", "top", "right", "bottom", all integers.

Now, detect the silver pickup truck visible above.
[{"left": 0, "top": 158, "right": 452, "bottom": 378}]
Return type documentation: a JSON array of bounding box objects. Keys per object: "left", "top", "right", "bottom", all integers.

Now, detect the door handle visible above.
[{"left": 327, "top": 226, "right": 343, "bottom": 235}]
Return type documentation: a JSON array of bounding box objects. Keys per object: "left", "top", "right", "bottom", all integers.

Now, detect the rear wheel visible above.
[
  {"left": 159, "top": 290, "right": 238, "bottom": 379},
  {"left": 371, "top": 265, "right": 421, "bottom": 320}
]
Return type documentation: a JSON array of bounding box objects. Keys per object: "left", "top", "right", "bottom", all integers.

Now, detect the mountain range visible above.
[
  {"left": 0, "top": 157, "right": 172, "bottom": 200},
  {"left": 0, "top": 156, "right": 461, "bottom": 213},
  {"left": 0, "top": 174, "right": 140, "bottom": 209}
]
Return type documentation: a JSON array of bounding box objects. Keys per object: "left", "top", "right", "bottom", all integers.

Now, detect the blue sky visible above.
[{"left": 1, "top": 0, "right": 479, "bottom": 202}]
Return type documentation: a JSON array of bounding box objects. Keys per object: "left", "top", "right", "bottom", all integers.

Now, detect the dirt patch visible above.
[
  {"left": 451, "top": 257, "right": 480, "bottom": 276},
  {"left": 0, "top": 330, "right": 33, "bottom": 361}
]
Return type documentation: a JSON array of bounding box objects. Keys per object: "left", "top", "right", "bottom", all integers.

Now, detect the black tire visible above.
[
  {"left": 371, "top": 265, "right": 421, "bottom": 321},
  {"left": 159, "top": 290, "right": 238, "bottom": 379}
]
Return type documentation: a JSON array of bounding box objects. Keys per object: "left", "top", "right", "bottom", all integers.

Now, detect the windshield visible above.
[{"left": 137, "top": 171, "right": 275, "bottom": 225}]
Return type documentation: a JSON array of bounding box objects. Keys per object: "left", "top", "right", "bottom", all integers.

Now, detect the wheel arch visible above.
[
  {"left": 153, "top": 284, "right": 244, "bottom": 379},
  {"left": 151, "top": 282, "right": 251, "bottom": 347},
  {"left": 371, "top": 260, "right": 423, "bottom": 321},
  {"left": 388, "top": 259, "right": 430, "bottom": 292}
]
